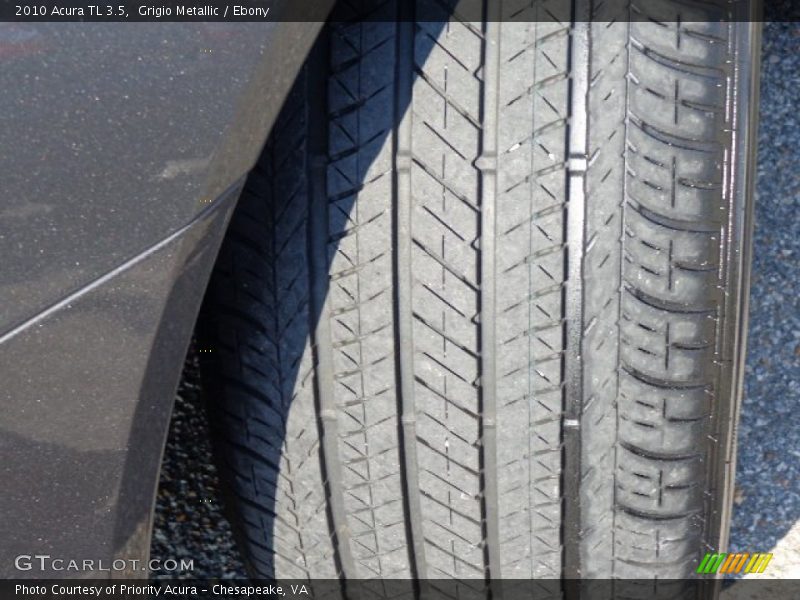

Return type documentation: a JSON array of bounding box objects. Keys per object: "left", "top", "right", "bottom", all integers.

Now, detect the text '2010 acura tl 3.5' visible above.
[{"left": 1, "top": 0, "right": 761, "bottom": 587}]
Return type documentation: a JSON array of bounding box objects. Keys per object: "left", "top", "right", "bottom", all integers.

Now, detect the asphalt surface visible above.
[
  {"left": 727, "top": 19, "right": 800, "bottom": 577},
  {"left": 150, "top": 21, "right": 800, "bottom": 580}
]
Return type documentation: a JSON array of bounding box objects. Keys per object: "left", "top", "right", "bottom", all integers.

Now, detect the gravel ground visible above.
[
  {"left": 150, "top": 20, "right": 800, "bottom": 580},
  {"left": 150, "top": 354, "right": 246, "bottom": 580},
  {"left": 727, "top": 19, "right": 800, "bottom": 577}
]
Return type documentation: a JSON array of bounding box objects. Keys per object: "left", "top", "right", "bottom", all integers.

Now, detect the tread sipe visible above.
[{"left": 197, "top": 0, "right": 759, "bottom": 587}]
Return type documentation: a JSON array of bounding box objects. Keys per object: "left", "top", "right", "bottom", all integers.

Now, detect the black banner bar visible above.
[
  {"left": 0, "top": 0, "right": 792, "bottom": 22},
  {"left": 1, "top": 579, "right": 795, "bottom": 600}
]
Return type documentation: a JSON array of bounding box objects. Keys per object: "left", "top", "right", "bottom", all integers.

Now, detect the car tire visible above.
[{"left": 198, "top": 0, "right": 760, "bottom": 584}]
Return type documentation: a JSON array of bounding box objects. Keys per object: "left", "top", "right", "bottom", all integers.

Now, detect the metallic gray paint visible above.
[
  {"left": 0, "top": 21, "right": 323, "bottom": 333},
  {"left": 1, "top": 183, "right": 239, "bottom": 578},
  {"left": 0, "top": 17, "right": 328, "bottom": 577}
]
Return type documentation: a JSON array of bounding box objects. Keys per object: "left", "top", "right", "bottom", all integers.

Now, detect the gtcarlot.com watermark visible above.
[{"left": 14, "top": 554, "right": 193, "bottom": 573}]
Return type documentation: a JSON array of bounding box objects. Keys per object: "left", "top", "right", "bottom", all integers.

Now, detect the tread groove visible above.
[
  {"left": 563, "top": 8, "right": 590, "bottom": 585},
  {"left": 307, "top": 35, "right": 356, "bottom": 581},
  {"left": 478, "top": 3, "right": 502, "bottom": 584},
  {"left": 394, "top": 9, "right": 428, "bottom": 582}
]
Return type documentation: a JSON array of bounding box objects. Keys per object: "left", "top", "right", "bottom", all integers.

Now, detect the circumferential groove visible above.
[
  {"left": 562, "top": 6, "right": 591, "bottom": 586},
  {"left": 306, "top": 33, "right": 357, "bottom": 581},
  {"left": 478, "top": 2, "right": 503, "bottom": 585},
  {"left": 394, "top": 6, "right": 428, "bottom": 581}
]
